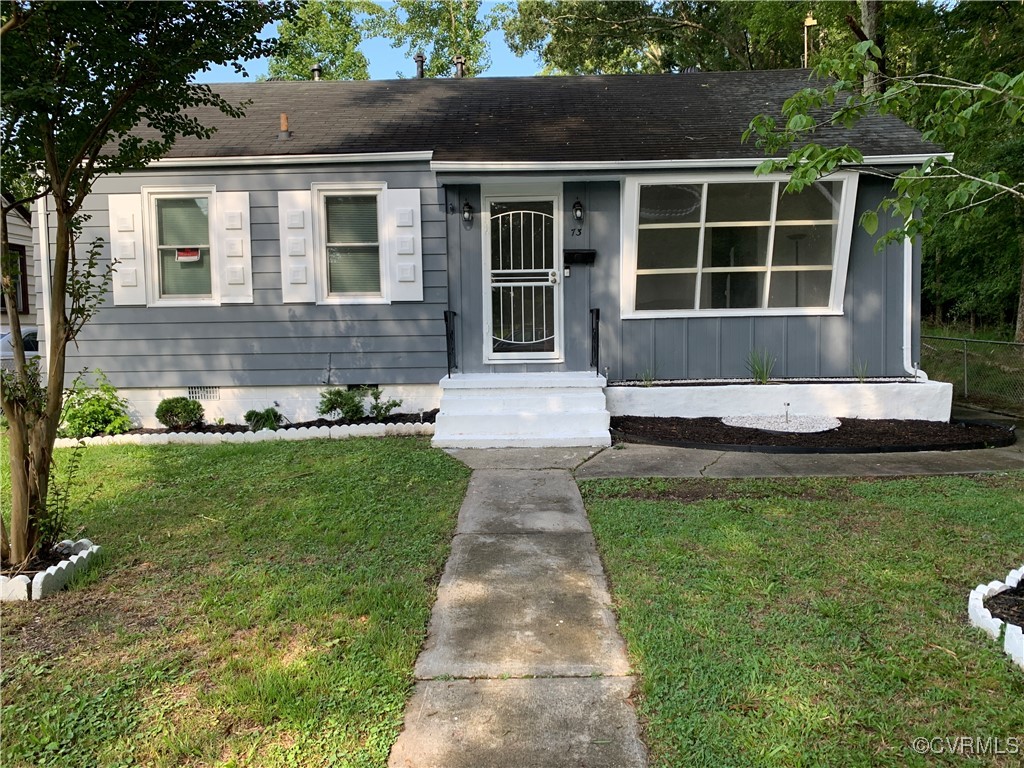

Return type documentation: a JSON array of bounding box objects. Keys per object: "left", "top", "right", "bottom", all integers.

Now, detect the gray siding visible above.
[
  {"left": 606, "top": 175, "right": 914, "bottom": 380},
  {"left": 446, "top": 176, "right": 916, "bottom": 381},
  {"left": 60, "top": 163, "right": 449, "bottom": 388},
  {"left": 447, "top": 181, "right": 620, "bottom": 374},
  {"left": 53, "top": 166, "right": 916, "bottom": 390}
]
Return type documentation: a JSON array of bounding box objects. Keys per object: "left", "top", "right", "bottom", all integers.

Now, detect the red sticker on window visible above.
[{"left": 175, "top": 248, "right": 200, "bottom": 262}]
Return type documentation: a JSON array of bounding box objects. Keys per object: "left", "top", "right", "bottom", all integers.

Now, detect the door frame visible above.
[{"left": 481, "top": 184, "right": 564, "bottom": 364}]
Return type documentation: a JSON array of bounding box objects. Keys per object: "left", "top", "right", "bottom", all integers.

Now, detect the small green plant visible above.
[
  {"left": 39, "top": 444, "right": 87, "bottom": 550},
  {"left": 155, "top": 397, "right": 204, "bottom": 430},
  {"left": 853, "top": 359, "right": 870, "bottom": 383},
  {"left": 244, "top": 407, "right": 283, "bottom": 431},
  {"left": 318, "top": 386, "right": 367, "bottom": 422},
  {"left": 60, "top": 372, "right": 133, "bottom": 438},
  {"left": 746, "top": 349, "right": 776, "bottom": 384},
  {"left": 214, "top": 416, "right": 226, "bottom": 426},
  {"left": 637, "top": 368, "right": 657, "bottom": 387},
  {"left": 367, "top": 387, "right": 402, "bottom": 421}
]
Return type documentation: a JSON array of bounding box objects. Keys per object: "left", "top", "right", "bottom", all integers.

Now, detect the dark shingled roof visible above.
[{"left": 161, "top": 70, "right": 937, "bottom": 163}]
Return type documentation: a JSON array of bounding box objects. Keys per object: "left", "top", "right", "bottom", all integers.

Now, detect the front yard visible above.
[
  {"left": 582, "top": 474, "right": 1024, "bottom": 767},
  {"left": 5, "top": 440, "right": 1023, "bottom": 767},
  {"left": 1, "top": 437, "right": 470, "bottom": 767}
]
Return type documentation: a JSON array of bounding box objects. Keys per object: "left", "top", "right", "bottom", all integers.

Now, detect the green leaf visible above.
[{"left": 861, "top": 210, "right": 879, "bottom": 236}]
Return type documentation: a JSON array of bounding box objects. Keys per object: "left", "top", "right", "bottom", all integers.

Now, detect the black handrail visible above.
[
  {"left": 443, "top": 310, "right": 458, "bottom": 378},
  {"left": 590, "top": 307, "right": 600, "bottom": 374}
]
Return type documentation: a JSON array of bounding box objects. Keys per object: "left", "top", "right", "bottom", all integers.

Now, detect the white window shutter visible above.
[
  {"left": 107, "top": 194, "right": 147, "bottom": 306},
  {"left": 385, "top": 188, "right": 423, "bottom": 302},
  {"left": 214, "top": 191, "right": 253, "bottom": 304},
  {"left": 278, "top": 190, "right": 316, "bottom": 303}
]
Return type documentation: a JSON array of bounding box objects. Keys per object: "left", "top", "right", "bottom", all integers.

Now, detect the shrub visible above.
[
  {"left": 155, "top": 397, "right": 204, "bottom": 430},
  {"left": 244, "top": 407, "right": 283, "bottom": 431},
  {"left": 318, "top": 387, "right": 366, "bottom": 422},
  {"left": 368, "top": 387, "right": 402, "bottom": 421},
  {"left": 60, "top": 373, "right": 133, "bottom": 438}
]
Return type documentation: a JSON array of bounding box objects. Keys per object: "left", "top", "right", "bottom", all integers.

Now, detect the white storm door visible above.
[{"left": 484, "top": 198, "right": 563, "bottom": 362}]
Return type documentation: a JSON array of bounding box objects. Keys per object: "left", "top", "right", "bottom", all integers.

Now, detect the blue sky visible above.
[{"left": 195, "top": 23, "right": 542, "bottom": 83}]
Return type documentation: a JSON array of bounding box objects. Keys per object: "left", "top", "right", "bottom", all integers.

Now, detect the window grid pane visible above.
[
  {"left": 324, "top": 194, "right": 381, "bottom": 295},
  {"left": 634, "top": 180, "right": 840, "bottom": 311},
  {"left": 326, "top": 196, "right": 378, "bottom": 244},
  {"left": 156, "top": 197, "right": 212, "bottom": 298}
]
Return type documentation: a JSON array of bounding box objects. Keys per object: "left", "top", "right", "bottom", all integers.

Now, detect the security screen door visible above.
[{"left": 484, "top": 198, "right": 562, "bottom": 361}]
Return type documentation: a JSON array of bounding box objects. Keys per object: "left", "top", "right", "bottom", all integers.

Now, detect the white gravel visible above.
[{"left": 721, "top": 415, "right": 842, "bottom": 434}]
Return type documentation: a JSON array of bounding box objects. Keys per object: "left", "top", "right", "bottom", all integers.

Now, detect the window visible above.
[
  {"left": 110, "top": 188, "right": 251, "bottom": 307},
  {"left": 325, "top": 195, "right": 380, "bottom": 295},
  {"left": 625, "top": 175, "right": 856, "bottom": 317},
  {"left": 313, "top": 184, "right": 386, "bottom": 303},
  {"left": 154, "top": 195, "right": 212, "bottom": 298},
  {"left": 1, "top": 244, "right": 28, "bottom": 314}
]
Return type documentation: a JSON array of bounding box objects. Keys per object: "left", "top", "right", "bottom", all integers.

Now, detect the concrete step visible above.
[
  {"left": 436, "top": 391, "right": 608, "bottom": 415},
  {"left": 432, "top": 373, "right": 612, "bottom": 449}
]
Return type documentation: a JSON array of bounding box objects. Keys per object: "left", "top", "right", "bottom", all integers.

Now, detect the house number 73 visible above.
[{"left": 570, "top": 228, "right": 583, "bottom": 236}]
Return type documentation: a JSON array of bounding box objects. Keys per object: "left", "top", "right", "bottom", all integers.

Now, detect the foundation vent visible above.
[{"left": 187, "top": 386, "right": 220, "bottom": 402}]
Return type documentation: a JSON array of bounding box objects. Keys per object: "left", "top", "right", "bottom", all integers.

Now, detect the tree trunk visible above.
[
  {"left": 860, "top": 0, "right": 886, "bottom": 94},
  {"left": 2, "top": 195, "right": 70, "bottom": 567}
]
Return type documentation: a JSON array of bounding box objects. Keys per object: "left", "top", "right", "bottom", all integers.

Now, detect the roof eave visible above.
[{"left": 429, "top": 153, "right": 953, "bottom": 173}]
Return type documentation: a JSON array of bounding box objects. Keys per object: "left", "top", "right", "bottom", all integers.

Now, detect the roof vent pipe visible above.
[
  {"left": 278, "top": 113, "right": 291, "bottom": 141},
  {"left": 453, "top": 55, "right": 465, "bottom": 78},
  {"left": 311, "top": 63, "right": 322, "bottom": 81},
  {"left": 414, "top": 51, "right": 426, "bottom": 79}
]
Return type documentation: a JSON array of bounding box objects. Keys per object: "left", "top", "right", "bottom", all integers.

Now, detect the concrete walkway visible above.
[
  {"left": 389, "top": 438, "right": 1022, "bottom": 766},
  {"left": 388, "top": 457, "right": 647, "bottom": 768}
]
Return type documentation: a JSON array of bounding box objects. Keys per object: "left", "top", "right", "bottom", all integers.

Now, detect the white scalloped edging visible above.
[
  {"left": 968, "top": 565, "right": 1024, "bottom": 671},
  {"left": 52, "top": 421, "right": 435, "bottom": 449},
  {"left": 1, "top": 539, "right": 104, "bottom": 602}
]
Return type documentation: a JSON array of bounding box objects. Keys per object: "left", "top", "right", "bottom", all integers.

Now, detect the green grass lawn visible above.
[
  {"left": 1, "top": 437, "right": 470, "bottom": 768},
  {"left": 582, "top": 474, "right": 1024, "bottom": 768}
]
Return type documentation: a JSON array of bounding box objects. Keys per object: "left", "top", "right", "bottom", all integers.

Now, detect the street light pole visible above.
[{"left": 803, "top": 11, "right": 818, "bottom": 68}]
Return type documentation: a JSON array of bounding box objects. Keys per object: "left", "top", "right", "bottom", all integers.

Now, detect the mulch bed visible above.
[
  {"left": 121, "top": 409, "right": 438, "bottom": 436},
  {"left": 986, "top": 583, "right": 1024, "bottom": 627},
  {"left": 611, "top": 416, "right": 1016, "bottom": 453}
]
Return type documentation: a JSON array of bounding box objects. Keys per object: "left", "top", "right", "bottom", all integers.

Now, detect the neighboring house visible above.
[
  {"left": 2, "top": 195, "right": 35, "bottom": 336},
  {"left": 37, "top": 70, "right": 952, "bottom": 446}
]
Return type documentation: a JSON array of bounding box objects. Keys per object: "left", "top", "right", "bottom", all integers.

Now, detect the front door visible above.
[{"left": 483, "top": 196, "right": 563, "bottom": 362}]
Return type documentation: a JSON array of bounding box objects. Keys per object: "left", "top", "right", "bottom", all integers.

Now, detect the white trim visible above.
[
  {"left": 311, "top": 182, "right": 390, "bottom": 305},
  {"left": 37, "top": 194, "right": 52, "bottom": 372},
  {"left": 432, "top": 153, "right": 952, "bottom": 173},
  {"left": 142, "top": 186, "right": 220, "bottom": 307},
  {"left": 481, "top": 187, "right": 564, "bottom": 364},
  {"left": 620, "top": 172, "right": 858, "bottom": 319},
  {"left": 902, "top": 235, "right": 927, "bottom": 379},
  {"left": 148, "top": 151, "right": 434, "bottom": 168}
]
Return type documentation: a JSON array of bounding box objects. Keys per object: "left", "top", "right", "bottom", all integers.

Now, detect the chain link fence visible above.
[{"left": 921, "top": 335, "right": 1024, "bottom": 416}]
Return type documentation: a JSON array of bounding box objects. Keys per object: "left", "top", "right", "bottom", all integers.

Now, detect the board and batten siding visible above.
[
  {"left": 445, "top": 176, "right": 916, "bottom": 381},
  {"left": 607, "top": 176, "right": 917, "bottom": 380},
  {"left": 61, "top": 163, "right": 448, "bottom": 389}
]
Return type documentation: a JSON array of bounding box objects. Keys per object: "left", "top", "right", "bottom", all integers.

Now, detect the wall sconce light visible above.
[
  {"left": 462, "top": 201, "right": 473, "bottom": 223},
  {"left": 572, "top": 199, "right": 584, "bottom": 222}
]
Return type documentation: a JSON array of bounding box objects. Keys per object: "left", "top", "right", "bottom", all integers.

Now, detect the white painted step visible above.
[{"left": 432, "top": 373, "right": 612, "bottom": 449}]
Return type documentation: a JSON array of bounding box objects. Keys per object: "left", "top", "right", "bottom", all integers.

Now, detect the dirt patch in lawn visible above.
[
  {"left": 600, "top": 478, "right": 851, "bottom": 503},
  {"left": 611, "top": 416, "right": 1015, "bottom": 453},
  {"left": 1, "top": 561, "right": 189, "bottom": 660},
  {"left": 986, "top": 583, "right": 1024, "bottom": 627}
]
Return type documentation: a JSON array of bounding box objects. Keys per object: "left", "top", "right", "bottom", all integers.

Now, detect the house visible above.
[
  {"left": 2, "top": 196, "right": 35, "bottom": 337},
  {"left": 38, "top": 70, "right": 953, "bottom": 447}
]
